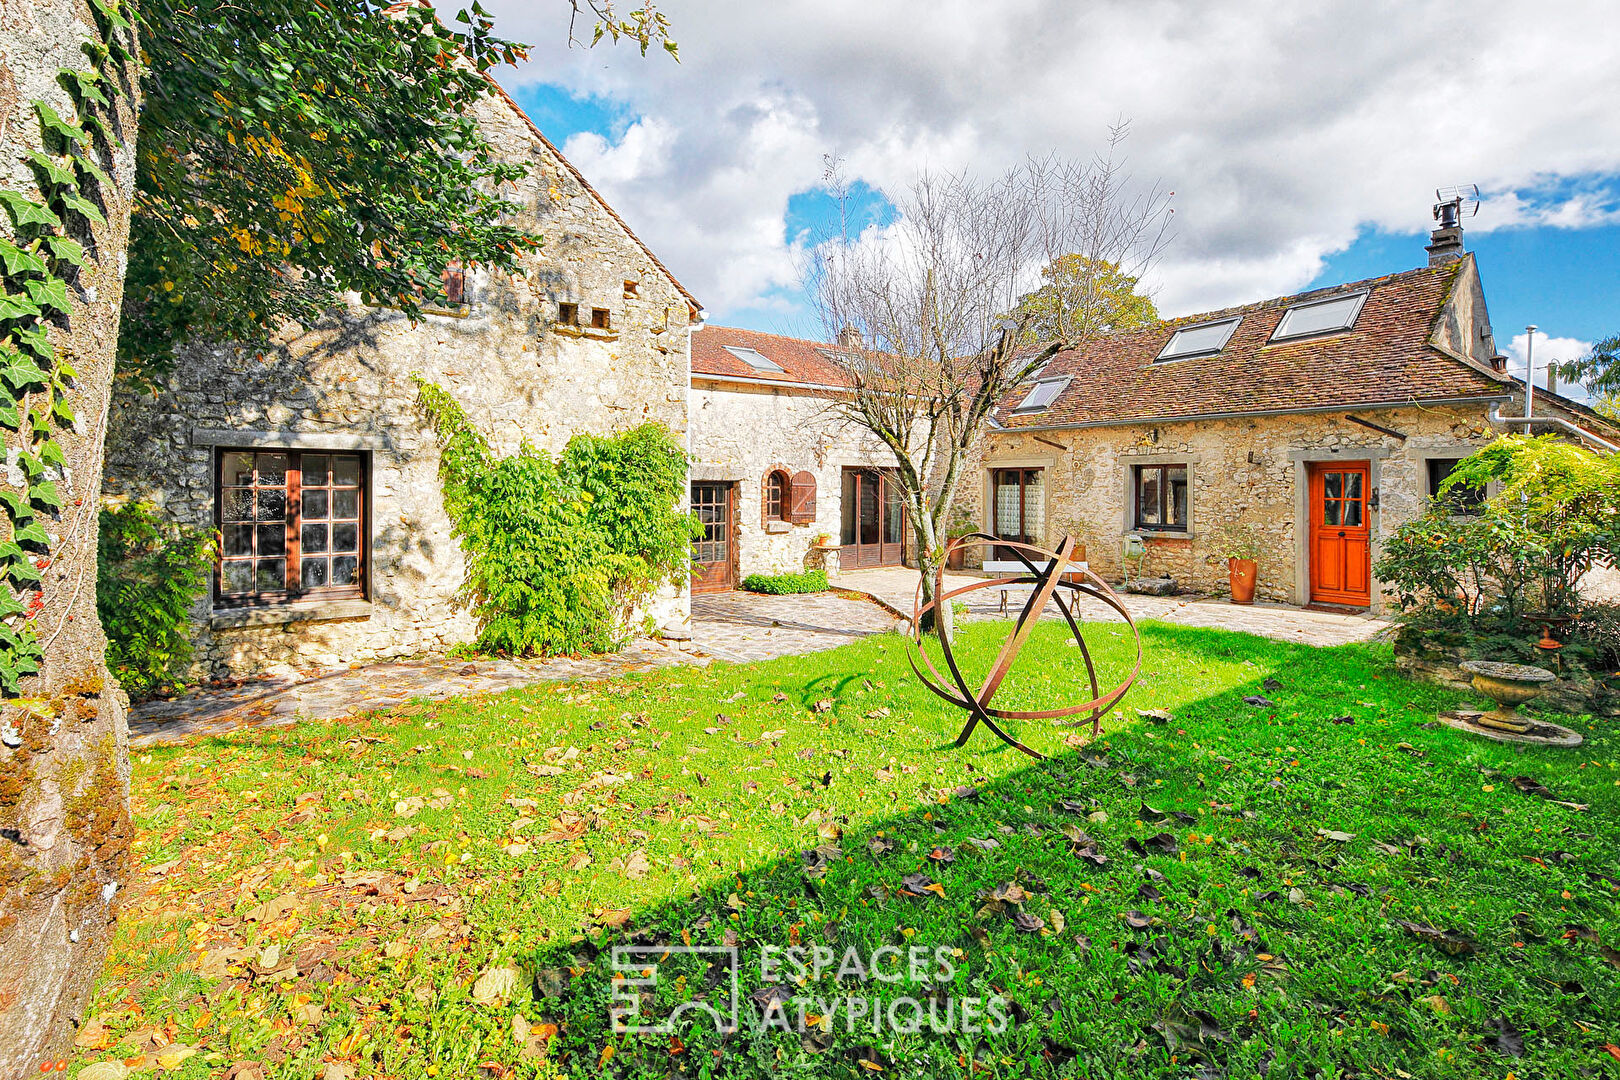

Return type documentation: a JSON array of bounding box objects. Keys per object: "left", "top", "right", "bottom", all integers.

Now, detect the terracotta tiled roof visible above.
[
  {"left": 993, "top": 261, "right": 1510, "bottom": 429},
  {"left": 691, "top": 325, "right": 853, "bottom": 388}
]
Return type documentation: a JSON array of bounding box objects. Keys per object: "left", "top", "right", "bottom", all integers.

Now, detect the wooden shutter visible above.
[{"left": 788, "top": 470, "right": 817, "bottom": 523}]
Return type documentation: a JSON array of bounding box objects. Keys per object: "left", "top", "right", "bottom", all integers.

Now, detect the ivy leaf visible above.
[
  {"left": 34, "top": 102, "right": 89, "bottom": 146},
  {"left": 50, "top": 395, "right": 74, "bottom": 426},
  {"left": 0, "top": 190, "right": 61, "bottom": 229},
  {"left": 0, "top": 240, "right": 48, "bottom": 277},
  {"left": 0, "top": 352, "right": 49, "bottom": 391},
  {"left": 4, "top": 556, "right": 41, "bottom": 584},
  {"left": 11, "top": 325, "right": 55, "bottom": 363},
  {"left": 72, "top": 154, "right": 113, "bottom": 190},
  {"left": 26, "top": 151, "right": 77, "bottom": 189},
  {"left": 56, "top": 191, "right": 105, "bottom": 226},
  {"left": 24, "top": 278, "right": 71, "bottom": 315},
  {"left": 58, "top": 68, "right": 109, "bottom": 107},
  {"left": 15, "top": 451, "right": 42, "bottom": 480},
  {"left": 0, "top": 542, "right": 25, "bottom": 564},
  {"left": 0, "top": 400, "right": 19, "bottom": 432},
  {"left": 0, "top": 589, "right": 26, "bottom": 619},
  {"left": 42, "top": 235, "right": 85, "bottom": 268},
  {"left": 0, "top": 292, "right": 43, "bottom": 322},
  {"left": 39, "top": 441, "right": 64, "bottom": 468},
  {"left": 28, "top": 481, "right": 61, "bottom": 510},
  {"left": 12, "top": 521, "right": 49, "bottom": 547},
  {"left": 89, "top": 0, "right": 133, "bottom": 31}
]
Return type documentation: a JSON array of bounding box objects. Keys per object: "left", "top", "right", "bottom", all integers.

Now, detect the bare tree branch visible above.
[{"left": 804, "top": 136, "right": 1173, "bottom": 628}]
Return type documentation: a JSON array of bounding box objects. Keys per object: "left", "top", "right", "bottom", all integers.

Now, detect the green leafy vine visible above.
[
  {"left": 413, "top": 377, "right": 697, "bottom": 657},
  {"left": 0, "top": 0, "right": 135, "bottom": 692}
]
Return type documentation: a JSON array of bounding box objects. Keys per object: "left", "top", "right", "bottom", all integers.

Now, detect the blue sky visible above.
[{"left": 495, "top": 2, "right": 1620, "bottom": 393}]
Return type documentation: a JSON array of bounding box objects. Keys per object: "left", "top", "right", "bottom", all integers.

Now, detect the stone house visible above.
[
  {"left": 102, "top": 82, "right": 702, "bottom": 678},
  {"left": 687, "top": 326, "right": 907, "bottom": 590},
  {"left": 959, "top": 224, "right": 1619, "bottom": 613}
]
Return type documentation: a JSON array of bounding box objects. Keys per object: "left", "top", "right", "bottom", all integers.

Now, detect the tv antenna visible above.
[{"left": 1433, "top": 184, "right": 1480, "bottom": 228}]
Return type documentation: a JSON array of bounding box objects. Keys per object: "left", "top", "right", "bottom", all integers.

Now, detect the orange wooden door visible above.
[
  {"left": 690, "top": 482, "right": 735, "bottom": 593},
  {"left": 1308, "top": 462, "right": 1371, "bottom": 607}
]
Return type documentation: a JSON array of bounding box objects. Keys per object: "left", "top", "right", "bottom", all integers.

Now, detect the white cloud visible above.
[
  {"left": 1506, "top": 332, "right": 1594, "bottom": 404},
  {"left": 466, "top": 0, "right": 1620, "bottom": 325}
]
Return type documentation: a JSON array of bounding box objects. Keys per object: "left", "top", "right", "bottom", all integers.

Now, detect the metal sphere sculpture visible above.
[{"left": 908, "top": 533, "right": 1142, "bottom": 760}]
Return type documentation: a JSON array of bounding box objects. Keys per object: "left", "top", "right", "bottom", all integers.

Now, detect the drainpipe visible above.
[{"left": 1489, "top": 403, "right": 1619, "bottom": 453}]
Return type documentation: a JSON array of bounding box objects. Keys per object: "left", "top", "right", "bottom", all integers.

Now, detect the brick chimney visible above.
[
  {"left": 1426, "top": 195, "right": 1466, "bottom": 266},
  {"left": 837, "top": 326, "right": 863, "bottom": 349}
]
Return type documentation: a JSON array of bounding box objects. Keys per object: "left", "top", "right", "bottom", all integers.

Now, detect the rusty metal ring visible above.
[{"left": 906, "top": 533, "right": 1142, "bottom": 759}]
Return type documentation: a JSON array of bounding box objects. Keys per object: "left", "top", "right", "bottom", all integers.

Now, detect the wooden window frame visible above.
[
  {"left": 1425, "top": 457, "right": 1485, "bottom": 515},
  {"left": 763, "top": 469, "right": 789, "bottom": 524},
  {"left": 991, "top": 467, "right": 1043, "bottom": 559},
  {"left": 214, "top": 448, "right": 369, "bottom": 608},
  {"left": 1132, "top": 463, "right": 1189, "bottom": 533},
  {"left": 590, "top": 307, "right": 611, "bottom": 330}
]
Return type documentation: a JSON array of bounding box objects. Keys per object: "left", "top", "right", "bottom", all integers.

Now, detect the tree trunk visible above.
[{"left": 0, "top": 2, "right": 139, "bottom": 1073}]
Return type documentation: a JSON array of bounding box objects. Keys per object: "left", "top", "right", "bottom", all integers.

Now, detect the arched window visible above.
[{"left": 764, "top": 469, "right": 790, "bottom": 522}]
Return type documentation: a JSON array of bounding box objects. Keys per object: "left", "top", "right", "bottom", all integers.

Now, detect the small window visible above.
[
  {"left": 722, "top": 345, "right": 786, "bottom": 373},
  {"left": 1015, "top": 378, "right": 1067, "bottom": 412},
  {"left": 441, "top": 263, "right": 466, "bottom": 307},
  {"left": 991, "top": 467, "right": 1043, "bottom": 560},
  {"left": 1271, "top": 291, "right": 1368, "bottom": 342},
  {"left": 763, "top": 469, "right": 789, "bottom": 523},
  {"left": 591, "top": 307, "right": 611, "bottom": 330},
  {"left": 217, "top": 449, "right": 366, "bottom": 605},
  {"left": 623, "top": 280, "right": 639, "bottom": 298},
  {"left": 1133, "top": 463, "right": 1188, "bottom": 531},
  {"left": 1156, "top": 318, "right": 1241, "bottom": 361},
  {"left": 1426, "top": 457, "right": 1485, "bottom": 514},
  {"left": 557, "top": 302, "right": 579, "bottom": 326}
]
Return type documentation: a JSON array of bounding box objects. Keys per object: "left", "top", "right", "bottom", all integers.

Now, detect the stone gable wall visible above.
[
  {"left": 102, "top": 91, "right": 693, "bottom": 679},
  {"left": 962, "top": 403, "right": 1503, "bottom": 610},
  {"left": 690, "top": 380, "right": 901, "bottom": 579}
]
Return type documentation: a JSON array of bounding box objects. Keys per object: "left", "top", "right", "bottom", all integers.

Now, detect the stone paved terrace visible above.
[
  {"left": 833, "top": 567, "right": 1392, "bottom": 648},
  {"left": 129, "top": 592, "right": 902, "bottom": 748}
]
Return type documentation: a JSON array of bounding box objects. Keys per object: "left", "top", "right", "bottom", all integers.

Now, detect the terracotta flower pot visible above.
[
  {"left": 945, "top": 536, "right": 969, "bottom": 570},
  {"left": 1228, "top": 557, "right": 1258, "bottom": 605}
]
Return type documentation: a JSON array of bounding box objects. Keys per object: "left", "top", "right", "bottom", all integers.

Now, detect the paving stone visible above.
[{"left": 130, "top": 591, "right": 902, "bottom": 748}]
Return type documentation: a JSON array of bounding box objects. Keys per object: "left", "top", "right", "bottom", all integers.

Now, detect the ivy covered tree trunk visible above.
[{"left": 0, "top": 0, "right": 139, "bottom": 1072}]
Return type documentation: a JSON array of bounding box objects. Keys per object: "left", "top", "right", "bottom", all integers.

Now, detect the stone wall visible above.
[
  {"left": 960, "top": 402, "right": 1502, "bottom": 611},
  {"left": 690, "top": 379, "right": 901, "bottom": 579},
  {"left": 102, "top": 89, "right": 694, "bottom": 679}
]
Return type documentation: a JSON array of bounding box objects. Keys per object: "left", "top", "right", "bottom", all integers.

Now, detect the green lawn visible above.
[{"left": 84, "top": 622, "right": 1618, "bottom": 1079}]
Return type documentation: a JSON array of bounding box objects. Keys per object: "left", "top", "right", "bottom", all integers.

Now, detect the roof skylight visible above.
[
  {"left": 722, "top": 345, "right": 785, "bottom": 373},
  {"left": 1271, "top": 291, "right": 1368, "bottom": 342},
  {"left": 1155, "top": 317, "right": 1241, "bottom": 361},
  {"left": 1015, "top": 377, "right": 1067, "bottom": 411}
]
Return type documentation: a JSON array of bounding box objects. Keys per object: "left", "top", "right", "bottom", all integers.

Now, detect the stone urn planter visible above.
[
  {"left": 1228, "top": 558, "right": 1258, "bottom": 605},
  {"left": 1458, "top": 659, "right": 1556, "bottom": 734}
]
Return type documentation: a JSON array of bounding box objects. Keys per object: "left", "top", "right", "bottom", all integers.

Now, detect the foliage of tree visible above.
[
  {"left": 96, "top": 501, "right": 214, "bottom": 699},
  {"left": 1002, "top": 254, "right": 1159, "bottom": 343},
  {"left": 121, "top": 1, "right": 542, "bottom": 379},
  {"left": 1377, "top": 436, "right": 1620, "bottom": 663},
  {"left": 806, "top": 134, "right": 1172, "bottom": 627},
  {"left": 1558, "top": 330, "right": 1620, "bottom": 400},
  {"left": 414, "top": 379, "right": 696, "bottom": 656}
]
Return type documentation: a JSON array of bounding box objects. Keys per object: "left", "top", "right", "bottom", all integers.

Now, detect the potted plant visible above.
[
  {"left": 1212, "top": 523, "right": 1263, "bottom": 605},
  {"left": 810, "top": 531, "right": 838, "bottom": 550},
  {"left": 944, "top": 508, "right": 977, "bottom": 570},
  {"left": 1049, "top": 515, "right": 1094, "bottom": 566}
]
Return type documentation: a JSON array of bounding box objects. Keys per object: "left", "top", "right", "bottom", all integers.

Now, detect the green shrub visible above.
[
  {"left": 415, "top": 378, "right": 697, "bottom": 657},
  {"left": 96, "top": 501, "right": 214, "bottom": 699},
  {"left": 741, "top": 569, "right": 829, "bottom": 594}
]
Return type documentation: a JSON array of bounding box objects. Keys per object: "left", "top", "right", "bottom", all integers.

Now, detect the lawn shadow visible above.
[{"left": 494, "top": 625, "right": 1611, "bottom": 1080}]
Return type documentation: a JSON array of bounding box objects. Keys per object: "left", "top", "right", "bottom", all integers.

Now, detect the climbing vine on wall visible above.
[
  {"left": 414, "top": 377, "right": 697, "bottom": 657},
  {"left": 0, "top": 0, "right": 135, "bottom": 692}
]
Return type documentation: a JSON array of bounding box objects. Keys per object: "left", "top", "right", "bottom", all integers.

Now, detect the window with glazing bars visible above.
[{"left": 216, "top": 450, "right": 366, "bottom": 605}]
